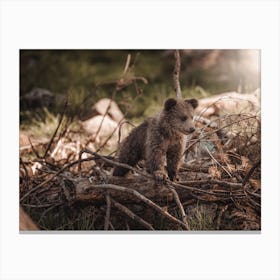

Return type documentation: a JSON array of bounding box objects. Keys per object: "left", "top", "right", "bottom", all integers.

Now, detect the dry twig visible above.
[
  {"left": 43, "top": 99, "right": 68, "bottom": 158},
  {"left": 173, "top": 50, "right": 182, "bottom": 99},
  {"left": 242, "top": 158, "right": 261, "bottom": 186},
  {"left": 111, "top": 198, "right": 154, "bottom": 230},
  {"left": 104, "top": 192, "right": 111, "bottom": 230},
  {"left": 168, "top": 186, "right": 190, "bottom": 229},
  {"left": 84, "top": 183, "right": 189, "bottom": 230}
]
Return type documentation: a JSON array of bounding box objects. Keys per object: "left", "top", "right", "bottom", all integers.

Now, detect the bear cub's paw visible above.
[{"left": 153, "top": 170, "right": 168, "bottom": 184}]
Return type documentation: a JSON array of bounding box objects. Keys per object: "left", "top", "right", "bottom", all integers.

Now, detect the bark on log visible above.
[
  {"left": 23, "top": 172, "right": 245, "bottom": 207},
  {"left": 75, "top": 176, "right": 173, "bottom": 202}
]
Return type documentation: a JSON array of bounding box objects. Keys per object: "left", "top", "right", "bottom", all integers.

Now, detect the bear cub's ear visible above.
[
  {"left": 164, "top": 98, "right": 177, "bottom": 111},
  {"left": 185, "top": 98, "right": 198, "bottom": 109}
]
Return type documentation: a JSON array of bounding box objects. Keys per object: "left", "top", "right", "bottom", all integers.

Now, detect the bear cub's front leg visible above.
[
  {"left": 166, "top": 143, "right": 184, "bottom": 181},
  {"left": 145, "top": 143, "right": 169, "bottom": 183}
]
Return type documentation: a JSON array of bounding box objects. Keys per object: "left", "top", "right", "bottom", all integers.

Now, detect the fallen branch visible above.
[
  {"left": 83, "top": 183, "right": 189, "bottom": 230},
  {"left": 104, "top": 192, "right": 111, "bottom": 230},
  {"left": 178, "top": 179, "right": 241, "bottom": 189},
  {"left": 28, "top": 137, "right": 41, "bottom": 159},
  {"left": 20, "top": 157, "right": 84, "bottom": 202},
  {"left": 111, "top": 198, "right": 154, "bottom": 230},
  {"left": 215, "top": 204, "right": 229, "bottom": 230},
  {"left": 43, "top": 99, "right": 68, "bottom": 158},
  {"left": 205, "top": 145, "right": 232, "bottom": 178},
  {"left": 184, "top": 115, "right": 258, "bottom": 156},
  {"left": 242, "top": 158, "right": 261, "bottom": 186},
  {"left": 168, "top": 186, "right": 190, "bottom": 229},
  {"left": 80, "top": 148, "right": 152, "bottom": 179}
]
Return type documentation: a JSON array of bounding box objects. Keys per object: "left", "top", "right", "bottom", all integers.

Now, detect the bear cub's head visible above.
[{"left": 163, "top": 98, "right": 198, "bottom": 135}]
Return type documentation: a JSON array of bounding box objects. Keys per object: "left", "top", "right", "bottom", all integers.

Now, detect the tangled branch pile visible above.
[{"left": 20, "top": 104, "right": 261, "bottom": 231}]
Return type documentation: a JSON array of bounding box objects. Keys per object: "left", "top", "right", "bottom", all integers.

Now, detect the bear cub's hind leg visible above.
[{"left": 113, "top": 121, "right": 148, "bottom": 177}]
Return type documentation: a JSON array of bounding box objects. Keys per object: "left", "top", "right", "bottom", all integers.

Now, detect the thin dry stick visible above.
[
  {"left": 21, "top": 203, "right": 59, "bottom": 208},
  {"left": 184, "top": 115, "right": 257, "bottom": 156},
  {"left": 28, "top": 137, "right": 41, "bottom": 158},
  {"left": 194, "top": 115, "right": 218, "bottom": 128},
  {"left": 245, "top": 193, "right": 261, "bottom": 208},
  {"left": 178, "top": 179, "right": 241, "bottom": 189},
  {"left": 94, "top": 85, "right": 145, "bottom": 153},
  {"left": 168, "top": 186, "right": 190, "bottom": 229},
  {"left": 197, "top": 112, "right": 257, "bottom": 141},
  {"left": 80, "top": 148, "right": 151, "bottom": 179},
  {"left": 92, "top": 54, "right": 132, "bottom": 144},
  {"left": 169, "top": 181, "right": 242, "bottom": 198},
  {"left": 196, "top": 96, "right": 260, "bottom": 121},
  {"left": 91, "top": 99, "right": 114, "bottom": 144},
  {"left": 245, "top": 189, "right": 261, "bottom": 198},
  {"left": 95, "top": 116, "right": 126, "bottom": 153},
  {"left": 111, "top": 198, "right": 154, "bottom": 230},
  {"left": 37, "top": 202, "right": 64, "bottom": 224},
  {"left": 205, "top": 146, "right": 232, "bottom": 178},
  {"left": 104, "top": 192, "right": 111, "bottom": 230},
  {"left": 117, "top": 120, "right": 135, "bottom": 146},
  {"left": 20, "top": 157, "right": 86, "bottom": 202},
  {"left": 123, "top": 53, "right": 131, "bottom": 74},
  {"left": 95, "top": 81, "right": 147, "bottom": 153},
  {"left": 213, "top": 112, "right": 257, "bottom": 132},
  {"left": 78, "top": 148, "right": 83, "bottom": 175},
  {"left": 43, "top": 99, "right": 68, "bottom": 158},
  {"left": 215, "top": 204, "right": 229, "bottom": 230},
  {"left": 50, "top": 138, "right": 63, "bottom": 159},
  {"left": 20, "top": 157, "right": 30, "bottom": 180},
  {"left": 196, "top": 96, "right": 227, "bottom": 120},
  {"left": 174, "top": 50, "right": 182, "bottom": 99},
  {"left": 242, "top": 158, "right": 261, "bottom": 186},
  {"left": 84, "top": 184, "right": 189, "bottom": 230}
]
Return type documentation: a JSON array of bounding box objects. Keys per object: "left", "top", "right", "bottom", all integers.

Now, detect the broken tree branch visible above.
[
  {"left": 168, "top": 186, "right": 190, "bottom": 229},
  {"left": 104, "top": 192, "right": 111, "bottom": 230},
  {"left": 184, "top": 115, "right": 258, "bottom": 156},
  {"left": 83, "top": 183, "right": 189, "bottom": 230},
  {"left": 173, "top": 50, "right": 182, "bottom": 99},
  {"left": 43, "top": 99, "right": 68, "bottom": 158},
  {"left": 111, "top": 198, "right": 154, "bottom": 230},
  {"left": 242, "top": 158, "right": 261, "bottom": 186}
]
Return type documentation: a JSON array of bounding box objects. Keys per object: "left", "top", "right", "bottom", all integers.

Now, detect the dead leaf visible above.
[{"left": 208, "top": 166, "right": 222, "bottom": 179}]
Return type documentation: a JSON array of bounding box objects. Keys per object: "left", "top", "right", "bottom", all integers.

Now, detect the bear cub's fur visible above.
[{"left": 113, "top": 98, "right": 198, "bottom": 181}]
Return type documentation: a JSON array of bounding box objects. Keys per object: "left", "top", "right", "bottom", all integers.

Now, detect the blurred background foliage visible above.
[{"left": 20, "top": 49, "right": 260, "bottom": 127}]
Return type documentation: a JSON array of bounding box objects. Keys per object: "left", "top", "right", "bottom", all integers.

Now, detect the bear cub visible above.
[{"left": 113, "top": 98, "right": 198, "bottom": 181}]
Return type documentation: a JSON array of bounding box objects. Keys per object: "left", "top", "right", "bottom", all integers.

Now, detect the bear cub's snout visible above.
[{"left": 189, "top": 127, "right": 195, "bottom": 133}]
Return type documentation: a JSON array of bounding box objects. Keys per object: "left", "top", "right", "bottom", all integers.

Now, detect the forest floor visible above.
[{"left": 19, "top": 103, "right": 261, "bottom": 231}]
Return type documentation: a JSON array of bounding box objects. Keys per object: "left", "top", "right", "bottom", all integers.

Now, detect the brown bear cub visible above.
[{"left": 113, "top": 98, "right": 198, "bottom": 181}]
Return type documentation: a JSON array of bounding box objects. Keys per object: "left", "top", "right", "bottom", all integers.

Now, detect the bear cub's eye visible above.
[{"left": 181, "top": 116, "right": 188, "bottom": 121}]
